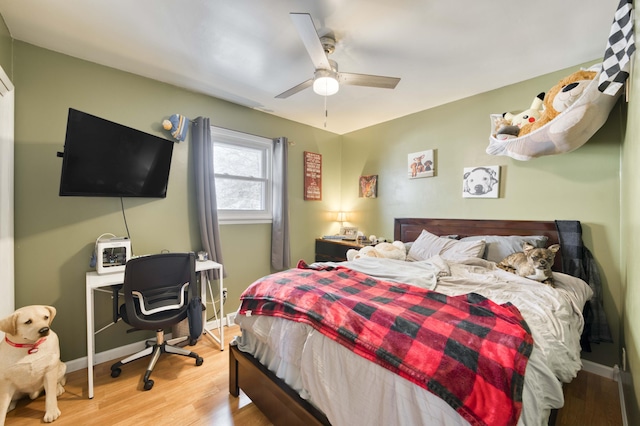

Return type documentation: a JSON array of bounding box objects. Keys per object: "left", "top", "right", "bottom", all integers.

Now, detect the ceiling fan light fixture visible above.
[{"left": 313, "top": 69, "right": 339, "bottom": 96}]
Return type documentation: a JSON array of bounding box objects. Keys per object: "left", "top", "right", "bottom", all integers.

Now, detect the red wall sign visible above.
[{"left": 304, "top": 151, "right": 322, "bottom": 201}]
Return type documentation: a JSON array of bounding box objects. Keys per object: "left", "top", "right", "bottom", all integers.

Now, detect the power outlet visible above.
[{"left": 222, "top": 287, "right": 228, "bottom": 302}]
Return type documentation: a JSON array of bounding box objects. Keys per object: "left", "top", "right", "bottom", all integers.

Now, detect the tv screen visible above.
[{"left": 59, "top": 109, "right": 174, "bottom": 198}]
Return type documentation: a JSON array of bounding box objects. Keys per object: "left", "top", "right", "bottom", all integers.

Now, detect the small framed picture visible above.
[
  {"left": 462, "top": 166, "right": 500, "bottom": 198},
  {"left": 408, "top": 149, "right": 435, "bottom": 179},
  {"left": 339, "top": 226, "right": 359, "bottom": 240},
  {"left": 359, "top": 175, "right": 378, "bottom": 198}
]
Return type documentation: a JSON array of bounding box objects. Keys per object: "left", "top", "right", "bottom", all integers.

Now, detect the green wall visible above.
[
  {"left": 620, "top": 20, "right": 640, "bottom": 425},
  {"left": 0, "top": 14, "right": 11, "bottom": 72},
  {"left": 11, "top": 41, "right": 342, "bottom": 360}
]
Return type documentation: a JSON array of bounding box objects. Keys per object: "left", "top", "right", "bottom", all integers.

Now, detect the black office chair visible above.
[{"left": 110, "top": 252, "right": 204, "bottom": 390}]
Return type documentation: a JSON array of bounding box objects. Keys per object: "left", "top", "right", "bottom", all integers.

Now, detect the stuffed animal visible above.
[
  {"left": 493, "top": 92, "right": 544, "bottom": 140},
  {"left": 505, "top": 92, "right": 545, "bottom": 128},
  {"left": 368, "top": 235, "right": 388, "bottom": 244},
  {"left": 346, "top": 241, "right": 406, "bottom": 261},
  {"left": 162, "top": 114, "right": 190, "bottom": 141},
  {"left": 493, "top": 116, "right": 520, "bottom": 140},
  {"left": 519, "top": 70, "right": 597, "bottom": 137}
]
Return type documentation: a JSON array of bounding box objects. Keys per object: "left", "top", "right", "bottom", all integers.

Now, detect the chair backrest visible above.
[{"left": 122, "top": 252, "right": 196, "bottom": 330}]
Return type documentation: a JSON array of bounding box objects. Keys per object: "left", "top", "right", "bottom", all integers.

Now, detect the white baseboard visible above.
[
  {"left": 580, "top": 360, "right": 628, "bottom": 426},
  {"left": 226, "top": 311, "right": 237, "bottom": 326},
  {"left": 205, "top": 315, "right": 230, "bottom": 332},
  {"left": 613, "top": 365, "right": 629, "bottom": 426},
  {"left": 65, "top": 339, "right": 149, "bottom": 373},
  {"left": 581, "top": 358, "right": 616, "bottom": 380},
  {"left": 65, "top": 318, "right": 234, "bottom": 374}
]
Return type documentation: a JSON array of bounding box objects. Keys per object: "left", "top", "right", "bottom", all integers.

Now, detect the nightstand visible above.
[{"left": 315, "top": 238, "right": 368, "bottom": 262}]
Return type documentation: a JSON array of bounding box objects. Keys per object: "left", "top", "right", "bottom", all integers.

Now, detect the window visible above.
[{"left": 210, "top": 126, "right": 272, "bottom": 223}]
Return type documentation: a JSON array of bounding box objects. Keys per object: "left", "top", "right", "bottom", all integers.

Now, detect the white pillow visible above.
[
  {"left": 407, "top": 230, "right": 485, "bottom": 262},
  {"left": 458, "top": 235, "right": 549, "bottom": 263}
]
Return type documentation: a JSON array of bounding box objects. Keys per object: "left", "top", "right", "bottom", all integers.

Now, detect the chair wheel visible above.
[
  {"left": 144, "top": 380, "right": 154, "bottom": 390},
  {"left": 111, "top": 368, "right": 121, "bottom": 378},
  {"left": 195, "top": 356, "right": 204, "bottom": 366}
]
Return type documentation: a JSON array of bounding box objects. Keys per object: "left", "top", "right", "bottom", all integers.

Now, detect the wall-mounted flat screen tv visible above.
[{"left": 59, "top": 108, "right": 174, "bottom": 198}]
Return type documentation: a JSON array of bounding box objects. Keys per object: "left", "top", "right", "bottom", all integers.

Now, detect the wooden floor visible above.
[
  {"left": 555, "top": 368, "right": 623, "bottom": 426},
  {"left": 6, "top": 325, "right": 622, "bottom": 425}
]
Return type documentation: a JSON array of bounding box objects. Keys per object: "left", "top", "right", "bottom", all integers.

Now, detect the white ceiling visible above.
[{"left": 0, "top": 0, "right": 619, "bottom": 134}]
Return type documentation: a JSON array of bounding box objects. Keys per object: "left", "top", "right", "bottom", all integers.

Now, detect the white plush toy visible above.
[
  {"left": 346, "top": 241, "right": 407, "bottom": 261},
  {"left": 494, "top": 92, "right": 545, "bottom": 140},
  {"left": 503, "top": 92, "right": 545, "bottom": 129}
]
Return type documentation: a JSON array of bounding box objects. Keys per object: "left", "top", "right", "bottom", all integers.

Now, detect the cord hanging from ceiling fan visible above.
[{"left": 324, "top": 95, "right": 328, "bottom": 128}]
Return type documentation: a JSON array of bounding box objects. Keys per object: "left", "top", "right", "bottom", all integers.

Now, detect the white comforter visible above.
[{"left": 234, "top": 255, "right": 592, "bottom": 426}]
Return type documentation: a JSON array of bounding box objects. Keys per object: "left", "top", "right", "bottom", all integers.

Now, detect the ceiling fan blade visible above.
[
  {"left": 339, "top": 72, "right": 401, "bottom": 89},
  {"left": 290, "top": 13, "right": 332, "bottom": 70},
  {"left": 275, "top": 78, "right": 314, "bottom": 99}
]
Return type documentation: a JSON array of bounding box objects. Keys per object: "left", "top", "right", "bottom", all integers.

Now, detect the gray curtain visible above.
[
  {"left": 271, "top": 137, "right": 290, "bottom": 270},
  {"left": 192, "top": 117, "right": 224, "bottom": 280}
]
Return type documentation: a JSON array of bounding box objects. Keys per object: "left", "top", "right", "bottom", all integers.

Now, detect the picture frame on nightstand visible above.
[{"left": 339, "top": 226, "right": 358, "bottom": 240}]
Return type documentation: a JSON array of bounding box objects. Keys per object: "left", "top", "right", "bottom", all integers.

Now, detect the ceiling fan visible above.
[{"left": 276, "top": 13, "right": 401, "bottom": 99}]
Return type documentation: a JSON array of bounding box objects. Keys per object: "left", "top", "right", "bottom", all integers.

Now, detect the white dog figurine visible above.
[
  {"left": 463, "top": 167, "right": 499, "bottom": 196},
  {"left": 0, "top": 305, "right": 66, "bottom": 424}
]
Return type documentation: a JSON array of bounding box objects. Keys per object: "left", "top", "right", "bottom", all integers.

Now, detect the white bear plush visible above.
[{"left": 346, "top": 241, "right": 406, "bottom": 261}]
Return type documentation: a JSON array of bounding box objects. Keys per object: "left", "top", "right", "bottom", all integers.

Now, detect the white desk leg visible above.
[
  {"left": 86, "top": 286, "right": 95, "bottom": 399},
  {"left": 219, "top": 266, "right": 224, "bottom": 350},
  {"left": 201, "top": 267, "right": 223, "bottom": 350}
]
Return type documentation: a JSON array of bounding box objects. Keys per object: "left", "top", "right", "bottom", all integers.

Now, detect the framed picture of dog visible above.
[
  {"left": 462, "top": 165, "right": 500, "bottom": 198},
  {"left": 408, "top": 149, "right": 435, "bottom": 179}
]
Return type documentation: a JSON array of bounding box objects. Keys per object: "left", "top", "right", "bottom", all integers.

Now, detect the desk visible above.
[{"left": 85, "top": 259, "right": 223, "bottom": 399}]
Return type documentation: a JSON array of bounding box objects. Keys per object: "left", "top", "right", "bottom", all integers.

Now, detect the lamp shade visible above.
[
  {"left": 313, "top": 69, "right": 340, "bottom": 96},
  {"left": 336, "top": 211, "right": 347, "bottom": 222}
]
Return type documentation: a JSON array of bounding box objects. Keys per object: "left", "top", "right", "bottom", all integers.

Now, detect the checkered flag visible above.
[{"left": 598, "top": 0, "right": 636, "bottom": 95}]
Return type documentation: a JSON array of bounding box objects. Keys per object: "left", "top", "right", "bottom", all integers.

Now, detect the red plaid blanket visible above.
[{"left": 239, "top": 262, "right": 533, "bottom": 426}]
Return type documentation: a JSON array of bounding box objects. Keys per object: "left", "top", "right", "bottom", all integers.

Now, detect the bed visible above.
[{"left": 229, "top": 218, "right": 593, "bottom": 426}]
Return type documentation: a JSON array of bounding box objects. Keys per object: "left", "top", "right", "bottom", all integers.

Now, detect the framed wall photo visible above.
[
  {"left": 359, "top": 175, "right": 378, "bottom": 198},
  {"left": 304, "top": 151, "right": 322, "bottom": 200},
  {"left": 408, "top": 149, "right": 435, "bottom": 179},
  {"left": 462, "top": 165, "right": 500, "bottom": 198}
]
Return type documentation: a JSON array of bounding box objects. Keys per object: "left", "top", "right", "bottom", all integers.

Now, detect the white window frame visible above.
[{"left": 210, "top": 126, "right": 273, "bottom": 224}]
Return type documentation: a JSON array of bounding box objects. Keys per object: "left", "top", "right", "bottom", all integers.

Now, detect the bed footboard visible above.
[{"left": 229, "top": 344, "right": 330, "bottom": 426}]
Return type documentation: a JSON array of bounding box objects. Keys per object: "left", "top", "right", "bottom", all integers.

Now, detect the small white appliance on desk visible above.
[{"left": 95, "top": 235, "right": 131, "bottom": 275}]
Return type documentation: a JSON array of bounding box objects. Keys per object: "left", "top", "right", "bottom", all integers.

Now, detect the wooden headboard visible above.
[{"left": 394, "top": 218, "right": 562, "bottom": 271}]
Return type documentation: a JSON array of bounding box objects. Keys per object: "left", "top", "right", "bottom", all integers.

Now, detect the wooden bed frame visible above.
[
  {"left": 394, "top": 217, "right": 562, "bottom": 271},
  {"left": 229, "top": 218, "right": 562, "bottom": 425}
]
